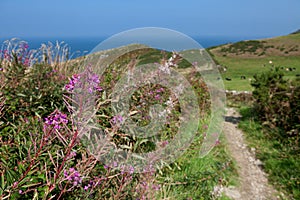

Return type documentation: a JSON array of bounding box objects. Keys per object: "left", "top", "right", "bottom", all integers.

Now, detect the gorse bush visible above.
[{"left": 251, "top": 66, "right": 300, "bottom": 143}]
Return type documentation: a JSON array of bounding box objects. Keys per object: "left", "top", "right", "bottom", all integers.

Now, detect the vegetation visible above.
[
  {"left": 209, "top": 32, "right": 300, "bottom": 91},
  {"left": 251, "top": 67, "right": 300, "bottom": 139},
  {"left": 0, "top": 39, "right": 234, "bottom": 199},
  {"left": 211, "top": 32, "right": 300, "bottom": 199},
  {"left": 2, "top": 31, "right": 299, "bottom": 199},
  {"left": 239, "top": 107, "right": 300, "bottom": 199},
  {"left": 228, "top": 67, "right": 300, "bottom": 199}
]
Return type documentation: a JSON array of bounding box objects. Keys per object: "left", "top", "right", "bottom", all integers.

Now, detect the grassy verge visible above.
[
  {"left": 157, "top": 119, "right": 238, "bottom": 200},
  {"left": 238, "top": 107, "right": 300, "bottom": 199}
]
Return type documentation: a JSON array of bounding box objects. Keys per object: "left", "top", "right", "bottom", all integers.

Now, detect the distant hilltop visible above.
[
  {"left": 291, "top": 29, "right": 300, "bottom": 34},
  {"left": 209, "top": 31, "right": 300, "bottom": 58}
]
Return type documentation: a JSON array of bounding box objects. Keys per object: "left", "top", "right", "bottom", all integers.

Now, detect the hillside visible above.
[
  {"left": 208, "top": 33, "right": 300, "bottom": 91},
  {"left": 210, "top": 32, "right": 300, "bottom": 58}
]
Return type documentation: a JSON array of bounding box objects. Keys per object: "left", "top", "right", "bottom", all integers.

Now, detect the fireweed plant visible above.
[{"left": 0, "top": 39, "right": 218, "bottom": 199}]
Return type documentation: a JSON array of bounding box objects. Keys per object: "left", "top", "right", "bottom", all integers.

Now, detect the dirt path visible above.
[{"left": 222, "top": 107, "right": 280, "bottom": 200}]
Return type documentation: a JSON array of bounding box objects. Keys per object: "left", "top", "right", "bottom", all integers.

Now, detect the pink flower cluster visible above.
[
  {"left": 87, "top": 73, "right": 102, "bottom": 93},
  {"left": 65, "top": 70, "right": 102, "bottom": 94},
  {"left": 0, "top": 42, "right": 32, "bottom": 66},
  {"left": 44, "top": 110, "right": 68, "bottom": 130},
  {"left": 0, "top": 50, "right": 11, "bottom": 60},
  {"left": 65, "top": 74, "right": 81, "bottom": 92},
  {"left": 148, "top": 87, "right": 165, "bottom": 101},
  {"left": 64, "top": 167, "right": 82, "bottom": 186}
]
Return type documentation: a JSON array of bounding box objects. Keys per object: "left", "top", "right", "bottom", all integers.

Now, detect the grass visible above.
[
  {"left": 208, "top": 33, "right": 300, "bottom": 91},
  {"left": 213, "top": 56, "right": 300, "bottom": 91},
  {"left": 157, "top": 123, "right": 238, "bottom": 199},
  {"left": 238, "top": 107, "right": 300, "bottom": 199}
]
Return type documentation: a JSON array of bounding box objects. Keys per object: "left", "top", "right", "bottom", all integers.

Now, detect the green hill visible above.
[{"left": 208, "top": 33, "right": 300, "bottom": 91}]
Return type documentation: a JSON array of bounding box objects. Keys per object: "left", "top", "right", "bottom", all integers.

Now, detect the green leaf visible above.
[{"left": 16, "top": 93, "right": 26, "bottom": 97}]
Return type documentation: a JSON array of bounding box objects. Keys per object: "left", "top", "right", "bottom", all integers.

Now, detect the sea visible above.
[{"left": 0, "top": 35, "right": 268, "bottom": 58}]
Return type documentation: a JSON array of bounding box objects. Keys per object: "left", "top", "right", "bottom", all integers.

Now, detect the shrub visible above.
[{"left": 251, "top": 67, "right": 300, "bottom": 143}]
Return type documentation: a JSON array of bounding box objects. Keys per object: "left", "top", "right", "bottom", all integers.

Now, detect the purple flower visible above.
[
  {"left": 111, "top": 115, "right": 123, "bottom": 125},
  {"left": 13, "top": 182, "right": 18, "bottom": 188},
  {"left": 84, "top": 185, "right": 89, "bottom": 191},
  {"left": 152, "top": 184, "right": 161, "bottom": 191},
  {"left": 23, "top": 58, "right": 30, "bottom": 67},
  {"left": 65, "top": 68, "right": 102, "bottom": 93},
  {"left": 44, "top": 110, "right": 68, "bottom": 130},
  {"left": 19, "top": 190, "right": 23, "bottom": 194},
  {"left": 68, "top": 151, "right": 76, "bottom": 158},
  {"left": 64, "top": 170, "right": 68, "bottom": 177},
  {"left": 64, "top": 167, "right": 82, "bottom": 186},
  {"left": 154, "top": 94, "right": 160, "bottom": 100},
  {"left": 65, "top": 74, "right": 80, "bottom": 92},
  {"left": 156, "top": 88, "right": 164, "bottom": 93},
  {"left": 129, "top": 165, "right": 134, "bottom": 174},
  {"left": 113, "top": 161, "right": 118, "bottom": 167},
  {"left": 88, "top": 73, "right": 102, "bottom": 93}
]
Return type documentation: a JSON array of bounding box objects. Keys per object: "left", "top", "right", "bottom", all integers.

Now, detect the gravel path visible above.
[{"left": 222, "top": 107, "right": 280, "bottom": 200}]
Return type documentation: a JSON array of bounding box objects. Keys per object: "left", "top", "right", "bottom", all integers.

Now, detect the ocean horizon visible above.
[{"left": 0, "top": 35, "right": 270, "bottom": 57}]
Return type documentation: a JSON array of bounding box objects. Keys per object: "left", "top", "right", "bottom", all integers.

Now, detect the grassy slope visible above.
[{"left": 208, "top": 33, "right": 300, "bottom": 91}]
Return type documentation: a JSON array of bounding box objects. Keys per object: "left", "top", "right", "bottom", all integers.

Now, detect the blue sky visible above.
[{"left": 0, "top": 0, "right": 300, "bottom": 38}]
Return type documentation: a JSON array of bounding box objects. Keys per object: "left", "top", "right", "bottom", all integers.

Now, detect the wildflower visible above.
[
  {"left": 121, "top": 165, "right": 135, "bottom": 175},
  {"left": 87, "top": 73, "right": 102, "bottom": 93},
  {"left": 129, "top": 165, "right": 134, "bottom": 174},
  {"left": 19, "top": 190, "right": 22, "bottom": 194},
  {"left": 154, "top": 94, "right": 160, "bottom": 100},
  {"left": 113, "top": 161, "right": 118, "bottom": 168},
  {"left": 44, "top": 110, "right": 68, "bottom": 130},
  {"left": 111, "top": 115, "right": 123, "bottom": 125},
  {"left": 84, "top": 185, "right": 90, "bottom": 191},
  {"left": 70, "top": 151, "right": 76, "bottom": 157},
  {"left": 64, "top": 167, "right": 82, "bottom": 186},
  {"left": 156, "top": 88, "right": 164, "bottom": 93},
  {"left": 13, "top": 182, "right": 18, "bottom": 188},
  {"left": 65, "top": 74, "right": 80, "bottom": 92},
  {"left": 65, "top": 68, "right": 102, "bottom": 93},
  {"left": 23, "top": 58, "right": 30, "bottom": 66},
  {"left": 148, "top": 91, "right": 154, "bottom": 95},
  {"left": 104, "top": 165, "right": 109, "bottom": 170},
  {"left": 152, "top": 184, "right": 161, "bottom": 191}
]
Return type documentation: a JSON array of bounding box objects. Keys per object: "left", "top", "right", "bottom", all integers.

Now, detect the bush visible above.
[
  {"left": 251, "top": 67, "right": 300, "bottom": 142},
  {"left": 2, "top": 63, "right": 66, "bottom": 123}
]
